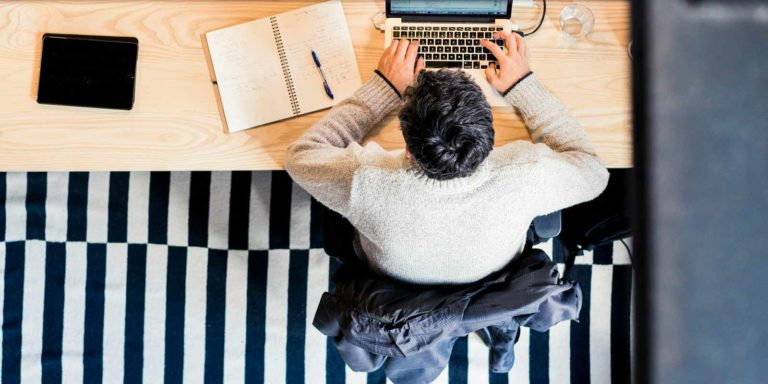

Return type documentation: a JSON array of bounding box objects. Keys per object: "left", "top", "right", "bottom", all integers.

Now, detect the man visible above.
[{"left": 285, "top": 32, "right": 609, "bottom": 285}]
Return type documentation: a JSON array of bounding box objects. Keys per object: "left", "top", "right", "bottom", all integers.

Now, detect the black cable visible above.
[{"left": 522, "top": 0, "right": 547, "bottom": 37}]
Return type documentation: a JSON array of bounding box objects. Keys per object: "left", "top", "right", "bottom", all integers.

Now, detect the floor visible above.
[{"left": 0, "top": 171, "right": 633, "bottom": 383}]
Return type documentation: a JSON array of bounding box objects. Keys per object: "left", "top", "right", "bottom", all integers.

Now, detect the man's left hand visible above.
[{"left": 377, "top": 39, "right": 426, "bottom": 95}]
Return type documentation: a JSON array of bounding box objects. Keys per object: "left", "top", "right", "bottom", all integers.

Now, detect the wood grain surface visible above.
[{"left": 0, "top": 0, "right": 631, "bottom": 171}]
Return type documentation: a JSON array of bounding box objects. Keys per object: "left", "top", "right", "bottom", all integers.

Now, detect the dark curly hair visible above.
[{"left": 400, "top": 70, "right": 494, "bottom": 181}]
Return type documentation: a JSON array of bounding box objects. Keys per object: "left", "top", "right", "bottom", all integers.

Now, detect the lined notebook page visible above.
[
  {"left": 278, "top": 0, "right": 362, "bottom": 114},
  {"left": 206, "top": 18, "right": 292, "bottom": 132},
  {"left": 205, "top": 0, "right": 361, "bottom": 132}
]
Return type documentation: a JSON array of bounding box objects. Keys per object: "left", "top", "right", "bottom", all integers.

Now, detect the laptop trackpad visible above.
[{"left": 466, "top": 70, "right": 507, "bottom": 107}]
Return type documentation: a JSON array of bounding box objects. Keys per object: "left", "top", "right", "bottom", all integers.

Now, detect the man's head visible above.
[{"left": 400, "top": 70, "right": 494, "bottom": 181}]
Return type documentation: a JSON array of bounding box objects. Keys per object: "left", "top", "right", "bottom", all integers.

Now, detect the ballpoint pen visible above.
[{"left": 311, "top": 49, "right": 334, "bottom": 100}]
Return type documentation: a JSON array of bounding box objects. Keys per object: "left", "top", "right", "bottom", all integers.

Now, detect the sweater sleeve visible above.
[
  {"left": 284, "top": 75, "right": 403, "bottom": 216},
  {"left": 503, "top": 74, "right": 610, "bottom": 215}
]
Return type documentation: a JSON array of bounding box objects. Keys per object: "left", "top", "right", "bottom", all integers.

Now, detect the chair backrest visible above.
[
  {"left": 322, "top": 206, "right": 356, "bottom": 262},
  {"left": 527, "top": 211, "right": 562, "bottom": 246}
]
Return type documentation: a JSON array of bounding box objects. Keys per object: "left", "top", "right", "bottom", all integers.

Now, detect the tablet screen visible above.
[{"left": 37, "top": 34, "right": 138, "bottom": 110}]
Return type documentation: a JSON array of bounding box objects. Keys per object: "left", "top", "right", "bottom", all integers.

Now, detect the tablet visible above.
[{"left": 37, "top": 34, "right": 139, "bottom": 110}]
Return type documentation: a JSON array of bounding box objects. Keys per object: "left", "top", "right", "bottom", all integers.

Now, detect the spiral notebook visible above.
[{"left": 204, "top": 0, "right": 362, "bottom": 132}]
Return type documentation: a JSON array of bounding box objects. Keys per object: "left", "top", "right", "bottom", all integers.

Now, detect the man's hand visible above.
[
  {"left": 479, "top": 32, "right": 531, "bottom": 93},
  {"left": 377, "top": 39, "right": 426, "bottom": 95}
]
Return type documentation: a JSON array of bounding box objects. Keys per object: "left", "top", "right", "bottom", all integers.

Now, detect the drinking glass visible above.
[
  {"left": 371, "top": 11, "right": 386, "bottom": 32},
  {"left": 559, "top": 3, "right": 595, "bottom": 41}
]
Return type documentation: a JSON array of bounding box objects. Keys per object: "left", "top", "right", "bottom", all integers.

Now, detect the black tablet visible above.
[{"left": 37, "top": 34, "right": 139, "bottom": 110}]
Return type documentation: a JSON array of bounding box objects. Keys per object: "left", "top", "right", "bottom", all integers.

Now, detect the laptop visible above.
[{"left": 384, "top": 0, "right": 518, "bottom": 106}]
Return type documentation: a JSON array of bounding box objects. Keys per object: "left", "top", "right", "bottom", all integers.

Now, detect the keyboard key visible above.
[
  {"left": 473, "top": 27, "right": 480, "bottom": 31},
  {"left": 481, "top": 64, "right": 487, "bottom": 69},
  {"left": 441, "top": 53, "right": 448, "bottom": 60},
  {"left": 439, "top": 32, "right": 446, "bottom": 38},
  {"left": 456, "top": 26, "right": 464, "bottom": 31},
  {"left": 464, "top": 62, "right": 472, "bottom": 69},
  {"left": 472, "top": 54, "right": 479, "bottom": 60},
  {"left": 394, "top": 26, "right": 401, "bottom": 31},
  {"left": 470, "top": 32, "right": 477, "bottom": 38},
  {"left": 442, "top": 39, "right": 450, "bottom": 45},
  {"left": 473, "top": 61, "right": 480, "bottom": 69},
  {"left": 426, "top": 53, "right": 432, "bottom": 60},
  {"left": 462, "top": 32, "right": 469, "bottom": 38},
  {"left": 427, "top": 39, "right": 434, "bottom": 44},
  {"left": 463, "top": 54, "right": 471, "bottom": 60},
  {"left": 437, "top": 46, "right": 444, "bottom": 52},
  {"left": 480, "top": 27, "right": 487, "bottom": 31},
  {"left": 474, "top": 39, "right": 480, "bottom": 45},
  {"left": 440, "top": 26, "right": 448, "bottom": 31},
  {"left": 426, "top": 61, "right": 462, "bottom": 68},
  {"left": 447, "top": 32, "right": 454, "bottom": 38},
  {"left": 449, "top": 26, "right": 456, "bottom": 31},
  {"left": 450, "top": 39, "right": 457, "bottom": 45},
  {"left": 417, "top": 26, "right": 424, "bottom": 30},
  {"left": 452, "top": 47, "right": 459, "bottom": 53},
  {"left": 393, "top": 32, "right": 400, "bottom": 38},
  {"left": 460, "top": 46, "right": 466, "bottom": 53},
  {"left": 425, "top": 26, "right": 432, "bottom": 30},
  {"left": 448, "top": 54, "right": 455, "bottom": 60},
  {"left": 429, "top": 46, "right": 436, "bottom": 52}
]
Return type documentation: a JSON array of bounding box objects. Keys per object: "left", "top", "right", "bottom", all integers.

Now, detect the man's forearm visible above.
[
  {"left": 289, "top": 75, "right": 402, "bottom": 153},
  {"left": 504, "top": 74, "right": 598, "bottom": 156}
]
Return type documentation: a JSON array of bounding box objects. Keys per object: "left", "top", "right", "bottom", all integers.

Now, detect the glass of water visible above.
[{"left": 559, "top": 3, "right": 595, "bottom": 41}]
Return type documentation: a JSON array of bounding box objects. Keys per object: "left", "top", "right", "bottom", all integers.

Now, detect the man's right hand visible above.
[
  {"left": 377, "top": 39, "right": 426, "bottom": 95},
  {"left": 479, "top": 32, "right": 531, "bottom": 93}
]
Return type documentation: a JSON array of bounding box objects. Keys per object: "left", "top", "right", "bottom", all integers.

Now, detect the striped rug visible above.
[{"left": 0, "top": 172, "right": 633, "bottom": 384}]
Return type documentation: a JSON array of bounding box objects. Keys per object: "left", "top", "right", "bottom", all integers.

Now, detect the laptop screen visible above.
[{"left": 388, "top": 0, "right": 510, "bottom": 17}]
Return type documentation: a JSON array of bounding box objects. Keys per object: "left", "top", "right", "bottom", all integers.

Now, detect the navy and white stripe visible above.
[{"left": 0, "top": 172, "right": 634, "bottom": 383}]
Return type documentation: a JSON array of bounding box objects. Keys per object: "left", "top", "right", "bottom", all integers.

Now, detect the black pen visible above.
[{"left": 311, "top": 49, "right": 334, "bottom": 100}]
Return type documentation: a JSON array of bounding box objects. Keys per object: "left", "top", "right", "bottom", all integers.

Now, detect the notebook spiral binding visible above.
[{"left": 271, "top": 16, "right": 300, "bottom": 115}]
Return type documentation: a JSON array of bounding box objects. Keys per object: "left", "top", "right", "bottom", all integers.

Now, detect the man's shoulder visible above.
[
  {"left": 352, "top": 142, "right": 408, "bottom": 173},
  {"left": 489, "top": 140, "right": 545, "bottom": 168}
]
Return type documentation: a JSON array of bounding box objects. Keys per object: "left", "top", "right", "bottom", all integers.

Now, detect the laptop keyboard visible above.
[{"left": 392, "top": 25, "right": 506, "bottom": 70}]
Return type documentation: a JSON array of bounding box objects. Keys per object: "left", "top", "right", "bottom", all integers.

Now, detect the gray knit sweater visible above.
[{"left": 285, "top": 73, "right": 609, "bottom": 284}]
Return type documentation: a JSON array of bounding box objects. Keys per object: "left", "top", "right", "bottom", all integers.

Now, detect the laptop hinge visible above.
[{"left": 400, "top": 15, "right": 497, "bottom": 23}]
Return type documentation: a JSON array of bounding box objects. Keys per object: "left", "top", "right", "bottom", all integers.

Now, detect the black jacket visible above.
[{"left": 313, "top": 248, "right": 582, "bottom": 383}]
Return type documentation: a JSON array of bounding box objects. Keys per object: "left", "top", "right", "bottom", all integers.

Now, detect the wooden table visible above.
[{"left": 0, "top": 0, "right": 631, "bottom": 171}]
